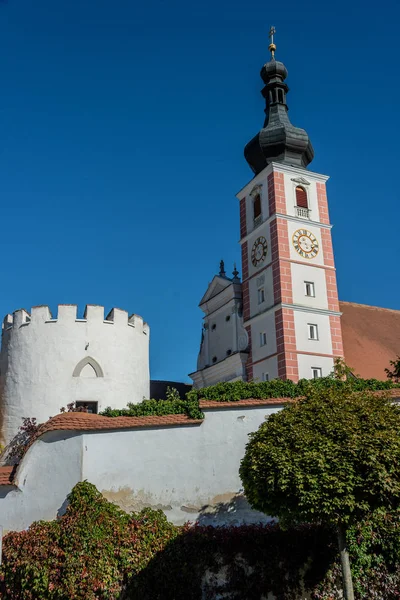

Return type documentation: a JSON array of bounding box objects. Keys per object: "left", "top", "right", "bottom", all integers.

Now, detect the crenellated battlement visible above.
[
  {"left": 2, "top": 305, "right": 149, "bottom": 335},
  {"left": 0, "top": 302, "right": 151, "bottom": 445}
]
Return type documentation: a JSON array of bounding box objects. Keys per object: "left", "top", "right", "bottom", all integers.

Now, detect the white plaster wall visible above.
[
  {"left": 84, "top": 405, "right": 283, "bottom": 525},
  {"left": 297, "top": 354, "right": 335, "bottom": 380},
  {"left": 293, "top": 310, "right": 333, "bottom": 355},
  {"left": 0, "top": 404, "right": 286, "bottom": 531},
  {"left": 291, "top": 264, "right": 328, "bottom": 310},
  {"left": 0, "top": 305, "right": 150, "bottom": 445},
  {"left": 252, "top": 356, "right": 279, "bottom": 382},
  {"left": 206, "top": 303, "right": 237, "bottom": 365},
  {"left": 0, "top": 431, "right": 82, "bottom": 532},
  {"left": 251, "top": 310, "right": 277, "bottom": 363},
  {"left": 248, "top": 266, "right": 274, "bottom": 319},
  {"left": 287, "top": 221, "right": 325, "bottom": 267}
]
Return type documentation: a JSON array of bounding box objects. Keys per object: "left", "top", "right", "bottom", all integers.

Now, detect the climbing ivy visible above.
[{"left": 2, "top": 482, "right": 400, "bottom": 599}]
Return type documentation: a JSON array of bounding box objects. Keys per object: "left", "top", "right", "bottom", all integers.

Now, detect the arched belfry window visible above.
[
  {"left": 250, "top": 185, "right": 263, "bottom": 228},
  {"left": 73, "top": 357, "right": 104, "bottom": 378},
  {"left": 253, "top": 193, "right": 261, "bottom": 220},
  {"left": 295, "top": 186, "right": 308, "bottom": 209}
]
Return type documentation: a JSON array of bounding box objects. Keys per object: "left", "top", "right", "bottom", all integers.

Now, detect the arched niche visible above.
[{"left": 72, "top": 357, "right": 104, "bottom": 378}]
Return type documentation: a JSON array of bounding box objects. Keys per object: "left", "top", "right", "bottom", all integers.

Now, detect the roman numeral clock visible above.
[
  {"left": 292, "top": 229, "right": 319, "bottom": 259},
  {"left": 251, "top": 236, "right": 268, "bottom": 267}
]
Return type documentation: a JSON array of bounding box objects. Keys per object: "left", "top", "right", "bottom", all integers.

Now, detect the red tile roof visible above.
[
  {"left": 200, "top": 398, "right": 294, "bottom": 409},
  {"left": 200, "top": 390, "right": 400, "bottom": 409},
  {"left": 340, "top": 302, "right": 400, "bottom": 380},
  {"left": 37, "top": 412, "right": 203, "bottom": 436},
  {"left": 0, "top": 466, "right": 14, "bottom": 486}
]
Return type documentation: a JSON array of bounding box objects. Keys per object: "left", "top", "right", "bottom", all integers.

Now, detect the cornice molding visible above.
[
  {"left": 244, "top": 302, "right": 342, "bottom": 326},
  {"left": 281, "top": 303, "right": 342, "bottom": 317},
  {"left": 270, "top": 162, "right": 330, "bottom": 182},
  {"left": 236, "top": 163, "right": 330, "bottom": 199},
  {"left": 239, "top": 213, "right": 332, "bottom": 245}
]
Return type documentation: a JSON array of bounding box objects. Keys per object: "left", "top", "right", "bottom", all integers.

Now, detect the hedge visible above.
[{"left": 100, "top": 374, "right": 400, "bottom": 420}]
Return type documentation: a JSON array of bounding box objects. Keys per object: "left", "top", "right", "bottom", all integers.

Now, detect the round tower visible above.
[{"left": 0, "top": 305, "right": 150, "bottom": 445}]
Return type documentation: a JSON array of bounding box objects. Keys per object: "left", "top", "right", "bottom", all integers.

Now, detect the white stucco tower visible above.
[
  {"left": 239, "top": 34, "right": 344, "bottom": 383},
  {"left": 0, "top": 305, "right": 150, "bottom": 445}
]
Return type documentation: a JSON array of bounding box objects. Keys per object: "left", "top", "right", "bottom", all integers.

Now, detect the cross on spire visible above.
[{"left": 269, "top": 25, "right": 276, "bottom": 58}]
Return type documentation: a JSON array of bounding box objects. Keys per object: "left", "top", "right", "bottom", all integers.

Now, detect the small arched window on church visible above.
[
  {"left": 253, "top": 193, "right": 262, "bottom": 226},
  {"left": 295, "top": 186, "right": 309, "bottom": 218},
  {"left": 278, "top": 89, "right": 284, "bottom": 103}
]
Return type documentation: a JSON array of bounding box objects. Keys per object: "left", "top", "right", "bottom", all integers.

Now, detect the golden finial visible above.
[{"left": 269, "top": 25, "right": 276, "bottom": 58}]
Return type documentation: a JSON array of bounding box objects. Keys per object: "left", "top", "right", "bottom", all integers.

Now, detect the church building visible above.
[
  {"left": 1, "top": 28, "right": 400, "bottom": 534},
  {"left": 190, "top": 30, "right": 400, "bottom": 388}
]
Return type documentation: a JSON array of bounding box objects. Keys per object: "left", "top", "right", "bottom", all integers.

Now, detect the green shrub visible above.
[
  {"left": 100, "top": 372, "right": 400, "bottom": 422},
  {"left": 186, "top": 374, "right": 399, "bottom": 404},
  {"left": 101, "top": 397, "right": 204, "bottom": 420}
]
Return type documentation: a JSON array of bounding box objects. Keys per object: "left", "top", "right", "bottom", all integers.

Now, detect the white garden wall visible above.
[{"left": 0, "top": 402, "right": 284, "bottom": 532}]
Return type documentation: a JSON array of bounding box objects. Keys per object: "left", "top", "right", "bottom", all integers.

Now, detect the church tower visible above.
[
  {"left": 237, "top": 29, "right": 343, "bottom": 383},
  {"left": 191, "top": 30, "right": 344, "bottom": 388}
]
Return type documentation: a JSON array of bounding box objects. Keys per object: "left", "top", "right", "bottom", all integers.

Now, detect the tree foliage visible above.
[
  {"left": 239, "top": 386, "right": 400, "bottom": 528},
  {"left": 386, "top": 356, "right": 400, "bottom": 382}
]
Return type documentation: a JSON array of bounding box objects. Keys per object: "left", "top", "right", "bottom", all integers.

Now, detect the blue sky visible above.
[{"left": 0, "top": 0, "right": 398, "bottom": 383}]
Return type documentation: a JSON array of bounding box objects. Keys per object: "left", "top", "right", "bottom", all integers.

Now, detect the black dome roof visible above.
[{"left": 244, "top": 57, "right": 314, "bottom": 174}]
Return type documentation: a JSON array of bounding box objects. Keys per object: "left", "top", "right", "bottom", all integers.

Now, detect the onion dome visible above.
[{"left": 244, "top": 29, "right": 314, "bottom": 174}]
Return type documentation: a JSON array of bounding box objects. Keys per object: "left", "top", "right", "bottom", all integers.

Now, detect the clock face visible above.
[
  {"left": 251, "top": 236, "right": 268, "bottom": 267},
  {"left": 292, "top": 229, "right": 319, "bottom": 259}
]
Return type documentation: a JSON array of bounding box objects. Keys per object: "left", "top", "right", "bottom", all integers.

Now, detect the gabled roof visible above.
[
  {"left": 199, "top": 275, "right": 234, "bottom": 306},
  {"left": 340, "top": 301, "right": 400, "bottom": 380}
]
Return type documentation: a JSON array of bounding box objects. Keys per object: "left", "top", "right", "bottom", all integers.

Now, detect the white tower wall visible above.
[{"left": 0, "top": 305, "right": 150, "bottom": 445}]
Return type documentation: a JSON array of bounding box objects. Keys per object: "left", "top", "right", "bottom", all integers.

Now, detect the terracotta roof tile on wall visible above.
[
  {"left": 0, "top": 466, "right": 14, "bottom": 486},
  {"left": 340, "top": 302, "right": 400, "bottom": 380},
  {"left": 37, "top": 412, "right": 203, "bottom": 436},
  {"left": 200, "top": 398, "right": 295, "bottom": 409},
  {"left": 200, "top": 390, "right": 400, "bottom": 410}
]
